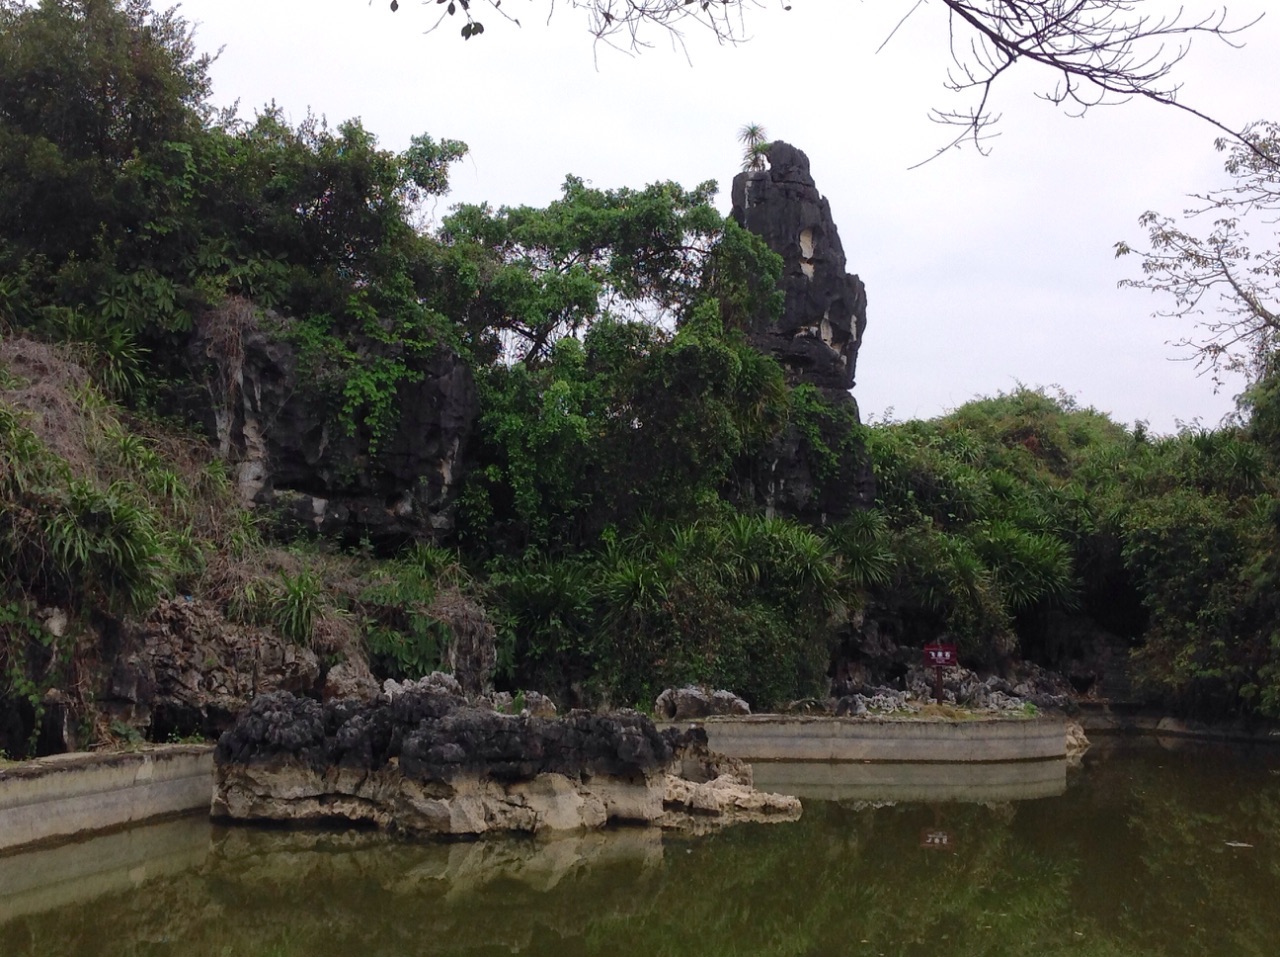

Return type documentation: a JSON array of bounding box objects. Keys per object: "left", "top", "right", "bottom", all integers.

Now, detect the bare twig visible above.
[
  {"left": 1117, "top": 122, "right": 1280, "bottom": 384},
  {"left": 389, "top": 1, "right": 1263, "bottom": 161}
]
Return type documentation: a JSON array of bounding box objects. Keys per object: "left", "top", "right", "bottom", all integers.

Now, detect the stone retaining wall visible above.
[
  {"left": 670, "top": 715, "right": 1066, "bottom": 763},
  {"left": 0, "top": 745, "right": 214, "bottom": 854},
  {"left": 1078, "top": 705, "right": 1280, "bottom": 743}
]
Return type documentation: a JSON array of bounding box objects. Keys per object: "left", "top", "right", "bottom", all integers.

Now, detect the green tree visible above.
[
  {"left": 0, "top": 0, "right": 213, "bottom": 312},
  {"left": 738, "top": 122, "right": 770, "bottom": 172},
  {"left": 442, "top": 176, "right": 731, "bottom": 363},
  {"left": 460, "top": 303, "right": 786, "bottom": 558}
]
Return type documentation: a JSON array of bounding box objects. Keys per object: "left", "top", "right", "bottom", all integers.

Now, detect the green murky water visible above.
[{"left": 3, "top": 738, "right": 1280, "bottom": 957}]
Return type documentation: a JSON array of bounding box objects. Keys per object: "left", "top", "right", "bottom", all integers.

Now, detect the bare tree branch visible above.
[
  {"left": 932, "top": 2, "right": 1263, "bottom": 162},
  {"left": 386, "top": 1, "right": 1263, "bottom": 161},
  {"left": 1117, "top": 121, "right": 1280, "bottom": 384}
]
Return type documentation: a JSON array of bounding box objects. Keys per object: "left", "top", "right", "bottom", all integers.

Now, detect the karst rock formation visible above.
[{"left": 732, "top": 141, "right": 875, "bottom": 521}]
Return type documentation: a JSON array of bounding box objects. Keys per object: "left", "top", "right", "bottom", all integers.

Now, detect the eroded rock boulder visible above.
[
  {"left": 111, "top": 597, "right": 331, "bottom": 739},
  {"left": 661, "top": 726, "right": 799, "bottom": 830},
  {"left": 1065, "top": 720, "right": 1091, "bottom": 767},
  {"left": 213, "top": 689, "right": 798, "bottom": 836},
  {"left": 654, "top": 686, "right": 750, "bottom": 721},
  {"left": 322, "top": 659, "right": 380, "bottom": 703},
  {"left": 731, "top": 141, "right": 867, "bottom": 393}
]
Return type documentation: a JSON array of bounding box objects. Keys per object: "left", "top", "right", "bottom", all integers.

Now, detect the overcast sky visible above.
[{"left": 176, "top": 0, "right": 1276, "bottom": 433}]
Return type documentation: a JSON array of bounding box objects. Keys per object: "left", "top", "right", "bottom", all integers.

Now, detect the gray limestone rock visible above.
[
  {"left": 730, "top": 142, "right": 876, "bottom": 522},
  {"left": 211, "top": 691, "right": 796, "bottom": 836},
  {"left": 654, "top": 686, "right": 751, "bottom": 721},
  {"left": 112, "top": 596, "right": 324, "bottom": 741},
  {"left": 183, "top": 302, "right": 479, "bottom": 547},
  {"left": 731, "top": 141, "right": 867, "bottom": 393}
]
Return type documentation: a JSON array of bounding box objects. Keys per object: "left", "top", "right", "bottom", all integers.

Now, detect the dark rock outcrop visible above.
[
  {"left": 213, "top": 690, "right": 800, "bottom": 835},
  {"left": 731, "top": 141, "right": 867, "bottom": 393},
  {"left": 184, "top": 299, "right": 479, "bottom": 547},
  {"left": 731, "top": 142, "right": 876, "bottom": 522},
  {"left": 217, "top": 690, "right": 671, "bottom": 783}
]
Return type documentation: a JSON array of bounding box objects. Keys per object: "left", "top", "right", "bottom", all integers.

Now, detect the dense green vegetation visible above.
[
  {"left": 3, "top": 1, "right": 1279, "bottom": 751},
  {"left": 865, "top": 388, "right": 1280, "bottom": 716}
]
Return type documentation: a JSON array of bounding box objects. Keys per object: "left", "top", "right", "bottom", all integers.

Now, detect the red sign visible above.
[{"left": 923, "top": 643, "right": 958, "bottom": 668}]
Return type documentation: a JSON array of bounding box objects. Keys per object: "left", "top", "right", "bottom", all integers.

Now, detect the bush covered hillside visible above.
[{"left": 3, "top": 1, "right": 1279, "bottom": 756}]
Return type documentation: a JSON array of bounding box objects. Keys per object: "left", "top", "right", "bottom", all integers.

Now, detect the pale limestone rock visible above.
[
  {"left": 213, "top": 759, "right": 667, "bottom": 837},
  {"left": 590, "top": 775, "right": 665, "bottom": 824},
  {"left": 322, "top": 656, "right": 379, "bottom": 702},
  {"left": 655, "top": 686, "right": 750, "bottom": 721},
  {"left": 663, "top": 773, "right": 801, "bottom": 816},
  {"left": 1065, "top": 720, "right": 1091, "bottom": 767},
  {"left": 662, "top": 772, "right": 802, "bottom": 832},
  {"left": 213, "top": 756, "right": 795, "bottom": 837}
]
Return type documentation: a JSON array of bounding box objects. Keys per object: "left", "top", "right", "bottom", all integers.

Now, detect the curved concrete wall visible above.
[
  {"left": 685, "top": 715, "right": 1066, "bottom": 763},
  {"left": 0, "top": 745, "right": 214, "bottom": 854}
]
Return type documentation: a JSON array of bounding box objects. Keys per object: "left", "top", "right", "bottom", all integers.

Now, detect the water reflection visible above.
[
  {"left": 752, "top": 757, "right": 1067, "bottom": 803},
  {"left": 2, "top": 739, "right": 1278, "bottom": 957},
  {"left": 0, "top": 815, "right": 210, "bottom": 926}
]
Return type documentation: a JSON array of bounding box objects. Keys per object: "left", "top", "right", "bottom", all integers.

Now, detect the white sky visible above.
[{"left": 176, "top": 0, "right": 1277, "bottom": 433}]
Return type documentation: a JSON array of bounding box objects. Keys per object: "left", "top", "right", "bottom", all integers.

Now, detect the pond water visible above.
[{"left": 3, "top": 738, "right": 1280, "bottom": 957}]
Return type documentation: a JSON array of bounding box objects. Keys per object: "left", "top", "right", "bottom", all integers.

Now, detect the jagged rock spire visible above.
[{"left": 731, "top": 141, "right": 867, "bottom": 392}]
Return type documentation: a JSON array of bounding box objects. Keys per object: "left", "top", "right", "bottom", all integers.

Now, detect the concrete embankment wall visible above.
[
  {"left": 0, "top": 745, "right": 215, "bottom": 854},
  {"left": 690, "top": 715, "right": 1066, "bottom": 763}
]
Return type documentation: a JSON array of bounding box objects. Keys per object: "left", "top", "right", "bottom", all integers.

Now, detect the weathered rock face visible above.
[
  {"left": 654, "top": 686, "right": 751, "bottom": 722},
  {"left": 731, "top": 141, "right": 867, "bottom": 393},
  {"left": 184, "top": 300, "right": 479, "bottom": 546},
  {"left": 827, "top": 657, "right": 1077, "bottom": 717},
  {"left": 731, "top": 142, "right": 876, "bottom": 522},
  {"left": 102, "top": 597, "right": 375, "bottom": 741},
  {"left": 213, "top": 690, "right": 799, "bottom": 836}
]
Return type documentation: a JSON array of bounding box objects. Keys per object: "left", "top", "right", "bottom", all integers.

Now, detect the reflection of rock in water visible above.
[
  {"left": 401, "top": 829, "right": 665, "bottom": 899},
  {"left": 195, "top": 825, "right": 671, "bottom": 955},
  {"left": 208, "top": 824, "right": 663, "bottom": 899}
]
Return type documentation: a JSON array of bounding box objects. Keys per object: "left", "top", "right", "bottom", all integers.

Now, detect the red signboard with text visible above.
[{"left": 923, "top": 643, "right": 958, "bottom": 668}]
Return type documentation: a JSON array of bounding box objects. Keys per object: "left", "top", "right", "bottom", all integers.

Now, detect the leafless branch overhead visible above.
[{"left": 388, "top": 1, "right": 1263, "bottom": 159}]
